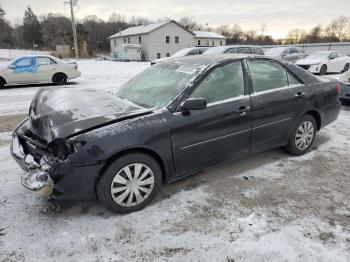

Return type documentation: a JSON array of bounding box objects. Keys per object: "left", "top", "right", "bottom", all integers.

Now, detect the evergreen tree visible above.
[
  {"left": 22, "top": 6, "right": 42, "bottom": 48},
  {"left": 0, "top": 5, "right": 14, "bottom": 48}
]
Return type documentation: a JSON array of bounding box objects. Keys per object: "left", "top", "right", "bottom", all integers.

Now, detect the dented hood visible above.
[{"left": 29, "top": 88, "right": 151, "bottom": 142}]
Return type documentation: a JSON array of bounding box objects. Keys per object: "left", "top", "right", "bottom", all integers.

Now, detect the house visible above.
[
  {"left": 109, "top": 20, "right": 195, "bottom": 61},
  {"left": 193, "top": 31, "right": 227, "bottom": 47}
]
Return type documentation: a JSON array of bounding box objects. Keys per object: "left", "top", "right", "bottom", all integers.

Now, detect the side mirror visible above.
[
  {"left": 181, "top": 98, "right": 207, "bottom": 111},
  {"left": 8, "top": 64, "right": 16, "bottom": 69},
  {"left": 329, "top": 56, "right": 335, "bottom": 60}
]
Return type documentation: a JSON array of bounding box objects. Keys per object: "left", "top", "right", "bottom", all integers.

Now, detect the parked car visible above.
[
  {"left": 266, "top": 47, "right": 307, "bottom": 63},
  {"left": 11, "top": 54, "right": 341, "bottom": 213},
  {"left": 338, "top": 70, "right": 350, "bottom": 106},
  {"left": 151, "top": 47, "right": 208, "bottom": 65},
  {"left": 296, "top": 51, "right": 350, "bottom": 75},
  {"left": 203, "top": 45, "right": 264, "bottom": 55},
  {"left": 0, "top": 55, "right": 81, "bottom": 88}
]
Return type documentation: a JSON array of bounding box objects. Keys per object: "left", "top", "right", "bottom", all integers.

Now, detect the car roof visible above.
[{"left": 160, "top": 53, "right": 266, "bottom": 66}]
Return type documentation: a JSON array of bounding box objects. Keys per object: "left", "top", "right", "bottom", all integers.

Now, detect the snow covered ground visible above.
[{"left": 0, "top": 60, "right": 349, "bottom": 261}]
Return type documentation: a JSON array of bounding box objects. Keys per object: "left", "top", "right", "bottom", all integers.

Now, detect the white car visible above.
[
  {"left": 0, "top": 55, "right": 81, "bottom": 88},
  {"left": 296, "top": 51, "right": 350, "bottom": 75}
]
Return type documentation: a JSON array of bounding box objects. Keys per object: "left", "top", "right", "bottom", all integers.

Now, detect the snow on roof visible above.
[
  {"left": 193, "top": 31, "right": 227, "bottom": 39},
  {"left": 109, "top": 20, "right": 192, "bottom": 39}
]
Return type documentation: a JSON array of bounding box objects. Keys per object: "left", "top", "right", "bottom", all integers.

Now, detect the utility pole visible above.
[{"left": 69, "top": 0, "right": 79, "bottom": 59}]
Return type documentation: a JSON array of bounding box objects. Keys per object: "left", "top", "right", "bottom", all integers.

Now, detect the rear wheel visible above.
[
  {"left": 52, "top": 73, "right": 67, "bottom": 85},
  {"left": 97, "top": 153, "right": 162, "bottom": 213},
  {"left": 0, "top": 78, "right": 5, "bottom": 88},
  {"left": 320, "top": 65, "right": 327, "bottom": 75},
  {"left": 284, "top": 115, "right": 317, "bottom": 156},
  {"left": 342, "top": 63, "right": 350, "bottom": 73}
]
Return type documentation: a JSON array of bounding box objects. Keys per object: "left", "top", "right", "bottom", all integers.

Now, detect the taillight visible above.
[{"left": 337, "top": 82, "right": 341, "bottom": 95}]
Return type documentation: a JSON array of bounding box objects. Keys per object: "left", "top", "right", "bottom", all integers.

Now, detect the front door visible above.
[
  {"left": 170, "top": 61, "right": 252, "bottom": 175},
  {"left": 35, "top": 57, "right": 58, "bottom": 83},
  {"left": 246, "top": 59, "right": 308, "bottom": 152},
  {"left": 6, "top": 57, "right": 37, "bottom": 84}
]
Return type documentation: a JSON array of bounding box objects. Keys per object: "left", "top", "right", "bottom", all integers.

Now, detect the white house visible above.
[
  {"left": 109, "top": 20, "right": 195, "bottom": 61},
  {"left": 193, "top": 31, "right": 227, "bottom": 47}
]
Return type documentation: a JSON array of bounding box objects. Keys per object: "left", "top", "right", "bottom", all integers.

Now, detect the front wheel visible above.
[
  {"left": 340, "top": 99, "right": 350, "bottom": 106},
  {"left": 319, "top": 65, "right": 327, "bottom": 75},
  {"left": 284, "top": 115, "right": 317, "bottom": 156},
  {"left": 97, "top": 153, "right": 162, "bottom": 213}
]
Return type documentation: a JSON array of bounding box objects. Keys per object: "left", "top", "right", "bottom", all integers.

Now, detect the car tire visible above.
[
  {"left": 284, "top": 114, "right": 317, "bottom": 156},
  {"left": 340, "top": 99, "right": 350, "bottom": 106},
  {"left": 0, "top": 78, "right": 4, "bottom": 89},
  {"left": 52, "top": 73, "right": 68, "bottom": 85},
  {"left": 342, "top": 63, "right": 350, "bottom": 73},
  {"left": 97, "top": 153, "right": 162, "bottom": 214},
  {"left": 320, "top": 65, "right": 327, "bottom": 75}
]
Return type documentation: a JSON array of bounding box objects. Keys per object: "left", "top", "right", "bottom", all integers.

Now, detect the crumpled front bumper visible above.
[{"left": 11, "top": 130, "right": 54, "bottom": 197}]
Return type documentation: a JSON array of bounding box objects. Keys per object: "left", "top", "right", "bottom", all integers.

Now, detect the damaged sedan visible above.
[{"left": 11, "top": 54, "right": 341, "bottom": 213}]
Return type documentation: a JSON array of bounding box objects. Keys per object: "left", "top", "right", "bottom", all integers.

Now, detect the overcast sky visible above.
[{"left": 1, "top": 0, "right": 349, "bottom": 38}]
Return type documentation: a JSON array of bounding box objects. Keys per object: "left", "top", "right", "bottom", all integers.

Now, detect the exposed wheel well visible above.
[
  {"left": 0, "top": 76, "right": 6, "bottom": 84},
  {"left": 304, "top": 110, "right": 321, "bottom": 131},
  {"left": 99, "top": 148, "right": 167, "bottom": 183}
]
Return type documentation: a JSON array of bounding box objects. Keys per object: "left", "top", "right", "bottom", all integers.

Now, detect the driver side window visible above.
[{"left": 190, "top": 62, "right": 244, "bottom": 104}]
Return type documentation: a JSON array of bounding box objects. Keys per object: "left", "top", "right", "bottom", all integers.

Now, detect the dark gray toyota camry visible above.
[{"left": 11, "top": 54, "right": 341, "bottom": 213}]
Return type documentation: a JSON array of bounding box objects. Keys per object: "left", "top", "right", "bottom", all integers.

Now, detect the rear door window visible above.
[{"left": 248, "top": 60, "right": 290, "bottom": 92}]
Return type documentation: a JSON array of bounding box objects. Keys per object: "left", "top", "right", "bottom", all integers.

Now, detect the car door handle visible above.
[
  {"left": 236, "top": 106, "right": 251, "bottom": 116},
  {"left": 295, "top": 92, "right": 305, "bottom": 98}
]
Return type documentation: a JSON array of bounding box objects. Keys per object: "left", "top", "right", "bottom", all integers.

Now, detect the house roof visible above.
[
  {"left": 193, "top": 31, "right": 227, "bottom": 39},
  {"left": 108, "top": 20, "right": 194, "bottom": 39}
]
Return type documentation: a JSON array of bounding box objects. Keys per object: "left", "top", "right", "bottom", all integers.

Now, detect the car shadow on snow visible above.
[
  {"left": 42, "top": 132, "right": 330, "bottom": 218},
  {"left": 1, "top": 82, "right": 79, "bottom": 90}
]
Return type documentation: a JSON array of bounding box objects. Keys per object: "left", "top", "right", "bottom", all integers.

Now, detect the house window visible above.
[
  {"left": 166, "top": 53, "right": 170, "bottom": 57},
  {"left": 175, "top": 36, "right": 179, "bottom": 44},
  {"left": 114, "top": 39, "right": 116, "bottom": 46},
  {"left": 139, "top": 36, "right": 142, "bottom": 44},
  {"left": 124, "top": 38, "right": 126, "bottom": 44},
  {"left": 212, "top": 40, "right": 215, "bottom": 46},
  {"left": 157, "top": 53, "right": 161, "bottom": 59},
  {"left": 197, "top": 40, "right": 201, "bottom": 46},
  {"left": 206, "top": 40, "right": 209, "bottom": 46},
  {"left": 220, "top": 40, "right": 223, "bottom": 46},
  {"left": 127, "top": 37, "right": 130, "bottom": 44},
  {"left": 166, "top": 36, "right": 170, "bottom": 44}
]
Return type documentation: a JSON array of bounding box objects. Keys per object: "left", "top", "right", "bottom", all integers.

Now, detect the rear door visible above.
[
  {"left": 170, "top": 61, "right": 251, "bottom": 175},
  {"left": 35, "top": 57, "right": 58, "bottom": 83},
  {"left": 246, "top": 59, "right": 308, "bottom": 152}
]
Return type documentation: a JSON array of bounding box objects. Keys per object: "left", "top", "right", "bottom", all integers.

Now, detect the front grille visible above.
[{"left": 299, "top": 65, "right": 310, "bottom": 70}]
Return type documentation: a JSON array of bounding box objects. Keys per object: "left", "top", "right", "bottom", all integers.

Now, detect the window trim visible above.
[
  {"left": 173, "top": 60, "right": 248, "bottom": 112},
  {"left": 246, "top": 58, "right": 305, "bottom": 95}
]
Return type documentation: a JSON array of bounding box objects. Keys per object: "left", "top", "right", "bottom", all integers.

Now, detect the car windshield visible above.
[
  {"left": 172, "top": 48, "right": 192, "bottom": 57},
  {"left": 307, "top": 52, "right": 332, "bottom": 59},
  {"left": 266, "top": 47, "right": 286, "bottom": 56},
  {"left": 115, "top": 63, "right": 204, "bottom": 109}
]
